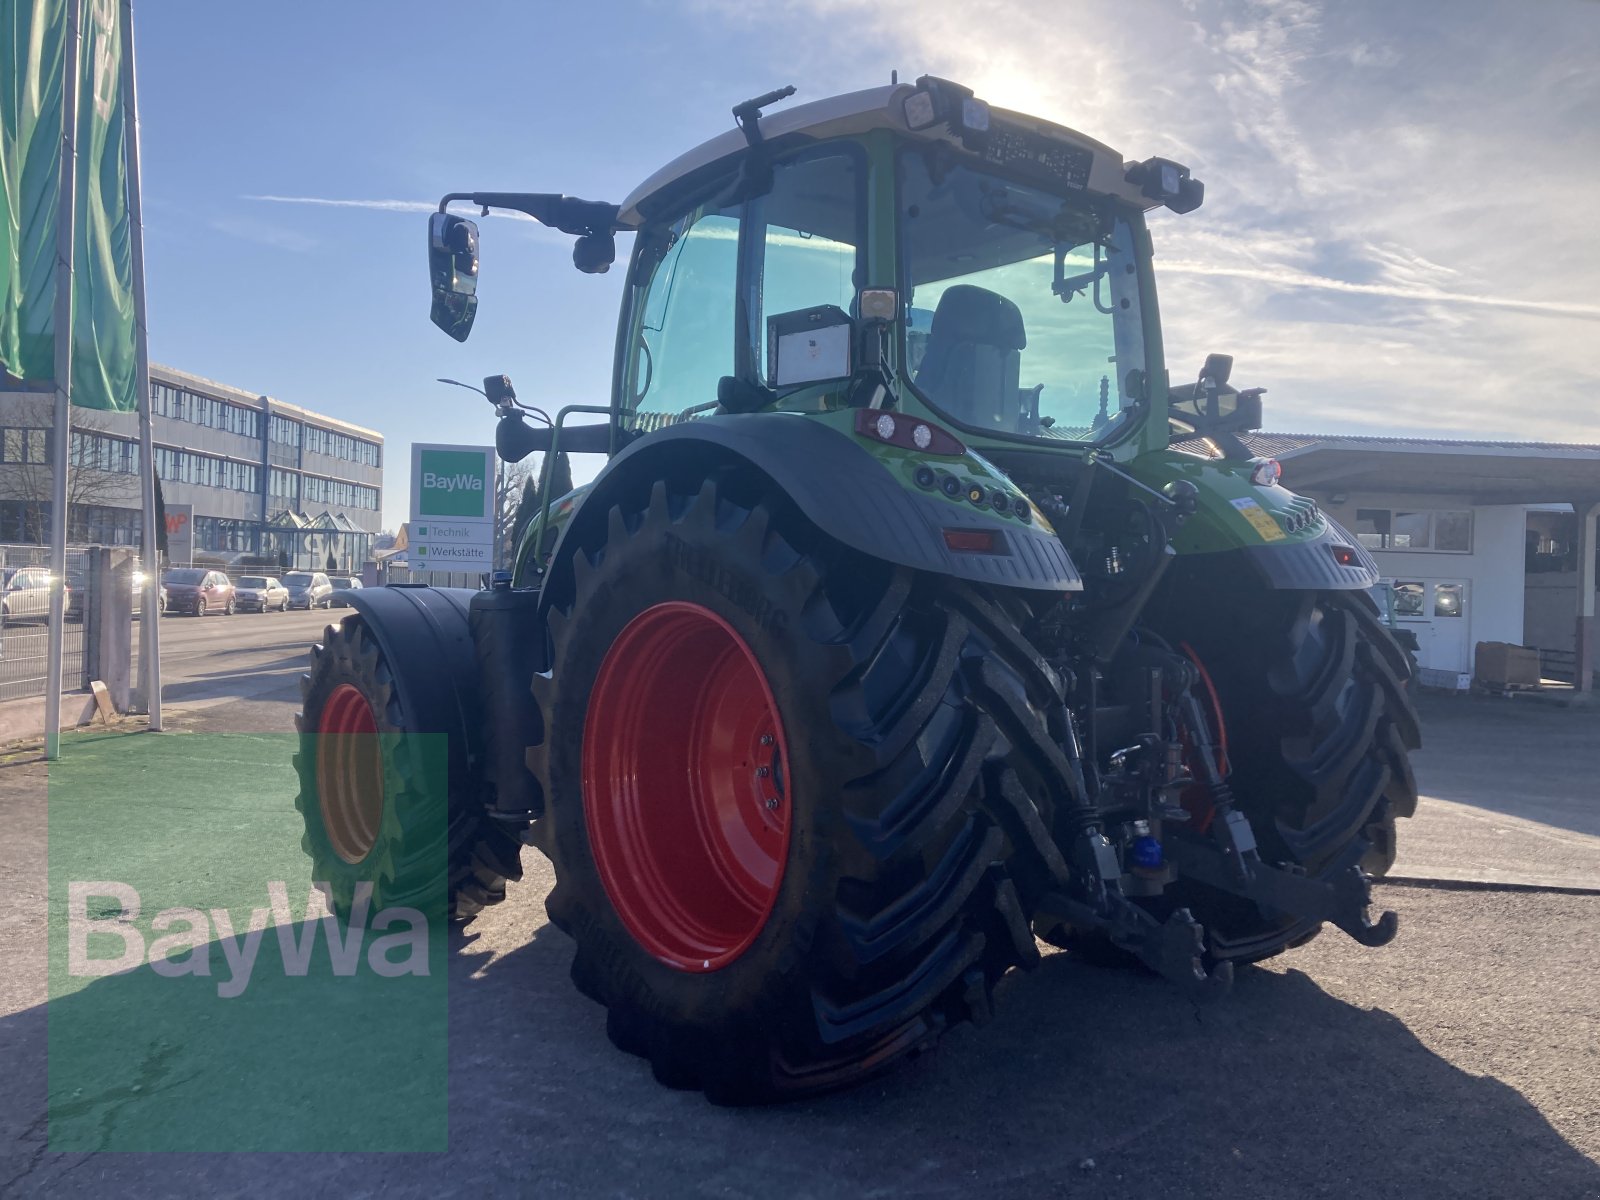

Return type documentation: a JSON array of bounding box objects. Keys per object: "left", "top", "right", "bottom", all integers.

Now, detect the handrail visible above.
[{"left": 528, "top": 405, "right": 615, "bottom": 575}]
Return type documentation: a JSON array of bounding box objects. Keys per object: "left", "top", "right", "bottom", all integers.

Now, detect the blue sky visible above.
[{"left": 132, "top": 0, "right": 1600, "bottom": 530}]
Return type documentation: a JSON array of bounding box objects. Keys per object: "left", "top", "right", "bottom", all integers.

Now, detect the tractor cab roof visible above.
[{"left": 618, "top": 82, "right": 1176, "bottom": 229}]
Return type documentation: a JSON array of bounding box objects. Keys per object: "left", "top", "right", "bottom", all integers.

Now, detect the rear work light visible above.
[
  {"left": 854, "top": 409, "right": 965, "bottom": 456},
  {"left": 943, "top": 528, "right": 1008, "bottom": 554}
]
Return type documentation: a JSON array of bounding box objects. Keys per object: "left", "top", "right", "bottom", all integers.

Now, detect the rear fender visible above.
[{"left": 529, "top": 413, "right": 1083, "bottom": 598}]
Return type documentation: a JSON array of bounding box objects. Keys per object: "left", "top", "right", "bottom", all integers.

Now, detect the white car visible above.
[{"left": 1, "top": 567, "right": 67, "bottom": 622}]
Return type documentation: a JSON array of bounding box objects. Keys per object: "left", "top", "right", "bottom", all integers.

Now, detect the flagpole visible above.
[
  {"left": 121, "top": 0, "right": 160, "bottom": 730},
  {"left": 44, "top": 0, "right": 85, "bottom": 762}
]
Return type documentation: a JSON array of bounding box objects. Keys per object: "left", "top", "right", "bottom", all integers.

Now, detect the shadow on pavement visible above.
[
  {"left": 1411, "top": 691, "right": 1600, "bottom": 838},
  {"left": 4, "top": 913, "right": 1597, "bottom": 1197}
]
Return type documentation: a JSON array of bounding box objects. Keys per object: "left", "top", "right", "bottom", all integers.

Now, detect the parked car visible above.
[
  {"left": 1, "top": 566, "right": 68, "bottom": 623},
  {"left": 61, "top": 567, "right": 165, "bottom": 619},
  {"left": 323, "top": 576, "right": 364, "bottom": 608},
  {"left": 163, "top": 568, "right": 237, "bottom": 616},
  {"left": 283, "top": 571, "right": 332, "bottom": 610},
  {"left": 234, "top": 575, "right": 289, "bottom": 612},
  {"left": 133, "top": 569, "right": 168, "bottom": 616}
]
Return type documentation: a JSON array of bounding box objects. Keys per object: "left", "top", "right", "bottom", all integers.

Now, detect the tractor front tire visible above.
[
  {"left": 1164, "top": 589, "right": 1421, "bottom": 964},
  {"left": 531, "top": 478, "right": 1069, "bottom": 1104},
  {"left": 294, "top": 616, "right": 524, "bottom": 920}
]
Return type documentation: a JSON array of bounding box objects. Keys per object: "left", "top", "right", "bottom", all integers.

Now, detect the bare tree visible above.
[
  {"left": 496, "top": 457, "right": 538, "bottom": 567},
  {"left": 0, "top": 394, "right": 137, "bottom": 542}
]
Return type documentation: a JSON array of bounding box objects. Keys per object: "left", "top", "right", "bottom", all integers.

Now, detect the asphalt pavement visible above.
[{"left": 0, "top": 626, "right": 1596, "bottom": 1196}]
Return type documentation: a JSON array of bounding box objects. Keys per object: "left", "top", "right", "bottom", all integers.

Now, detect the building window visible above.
[
  {"left": 1354, "top": 508, "right": 1473, "bottom": 553},
  {"left": 153, "top": 447, "right": 259, "bottom": 494},
  {"left": 70, "top": 431, "right": 140, "bottom": 475},
  {"left": 149, "top": 381, "right": 262, "bottom": 439},
  {"left": 300, "top": 474, "right": 379, "bottom": 511},
  {"left": 299, "top": 423, "right": 380, "bottom": 467},
  {"left": 1, "top": 427, "right": 50, "bottom": 464},
  {"left": 195, "top": 516, "right": 256, "bottom": 553}
]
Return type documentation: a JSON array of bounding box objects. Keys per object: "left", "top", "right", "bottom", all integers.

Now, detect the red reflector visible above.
[
  {"left": 1331, "top": 544, "right": 1358, "bottom": 566},
  {"left": 944, "top": 528, "right": 1003, "bottom": 554}
]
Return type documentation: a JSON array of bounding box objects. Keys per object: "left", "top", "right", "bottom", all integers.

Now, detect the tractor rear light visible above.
[
  {"left": 913, "top": 465, "right": 938, "bottom": 489},
  {"left": 1250, "top": 459, "right": 1282, "bottom": 487},
  {"left": 1331, "top": 544, "right": 1359, "bottom": 567},
  {"left": 943, "top": 528, "right": 1007, "bottom": 554},
  {"left": 961, "top": 97, "right": 990, "bottom": 133},
  {"left": 853, "top": 409, "right": 965, "bottom": 456},
  {"left": 965, "top": 483, "right": 987, "bottom": 506},
  {"left": 991, "top": 492, "right": 1010, "bottom": 514},
  {"left": 940, "top": 475, "right": 963, "bottom": 499}
]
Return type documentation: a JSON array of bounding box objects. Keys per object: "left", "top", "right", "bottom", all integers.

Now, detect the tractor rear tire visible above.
[
  {"left": 530, "top": 477, "right": 1071, "bottom": 1104},
  {"left": 1162, "top": 589, "right": 1421, "bottom": 964},
  {"left": 294, "top": 616, "right": 524, "bottom": 920}
]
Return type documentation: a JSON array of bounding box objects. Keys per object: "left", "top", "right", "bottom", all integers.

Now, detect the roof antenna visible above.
[{"left": 891, "top": 69, "right": 898, "bottom": 84}]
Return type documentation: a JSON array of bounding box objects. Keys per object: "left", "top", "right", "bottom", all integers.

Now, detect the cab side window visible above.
[
  {"left": 750, "top": 150, "right": 862, "bottom": 389},
  {"left": 625, "top": 204, "right": 741, "bottom": 429}
]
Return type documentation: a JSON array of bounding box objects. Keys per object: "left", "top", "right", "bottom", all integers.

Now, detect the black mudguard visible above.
[
  {"left": 1228, "top": 521, "right": 1380, "bottom": 591},
  {"left": 343, "top": 584, "right": 550, "bottom": 829},
  {"left": 546, "top": 414, "right": 1083, "bottom": 594},
  {"left": 339, "top": 584, "right": 486, "bottom": 800}
]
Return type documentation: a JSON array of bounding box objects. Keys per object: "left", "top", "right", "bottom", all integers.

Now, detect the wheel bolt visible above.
[
  {"left": 765, "top": 796, "right": 779, "bottom": 810},
  {"left": 759, "top": 734, "right": 774, "bottom": 747},
  {"left": 756, "top": 766, "right": 770, "bottom": 778}
]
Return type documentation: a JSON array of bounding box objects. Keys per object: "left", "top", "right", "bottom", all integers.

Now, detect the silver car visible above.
[
  {"left": 234, "top": 575, "right": 289, "bottom": 612},
  {"left": 283, "top": 571, "right": 332, "bottom": 610},
  {"left": 1, "top": 566, "right": 68, "bottom": 622}
]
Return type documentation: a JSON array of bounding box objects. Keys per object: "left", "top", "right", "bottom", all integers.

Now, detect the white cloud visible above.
[
  {"left": 241, "top": 195, "right": 566, "bottom": 240},
  {"left": 691, "top": 0, "right": 1600, "bottom": 442},
  {"left": 243, "top": 195, "right": 437, "bottom": 214}
]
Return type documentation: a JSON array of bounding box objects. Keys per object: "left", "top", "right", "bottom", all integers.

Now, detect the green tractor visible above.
[{"left": 296, "top": 78, "right": 1420, "bottom": 1103}]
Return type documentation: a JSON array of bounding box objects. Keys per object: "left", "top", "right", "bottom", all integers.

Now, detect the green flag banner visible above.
[{"left": 1, "top": 0, "right": 137, "bottom": 411}]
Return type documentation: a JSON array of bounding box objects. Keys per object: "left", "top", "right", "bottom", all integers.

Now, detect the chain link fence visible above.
[{"left": 0, "top": 543, "right": 89, "bottom": 703}]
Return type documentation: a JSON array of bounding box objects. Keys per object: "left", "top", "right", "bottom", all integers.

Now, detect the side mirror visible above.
[
  {"left": 1200, "top": 353, "right": 1233, "bottom": 386},
  {"left": 428, "top": 212, "right": 480, "bottom": 342}
]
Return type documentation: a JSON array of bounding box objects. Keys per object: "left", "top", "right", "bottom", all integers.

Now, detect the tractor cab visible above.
[{"left": 428, "top": 77, "right": 1243, "bottom": 470}]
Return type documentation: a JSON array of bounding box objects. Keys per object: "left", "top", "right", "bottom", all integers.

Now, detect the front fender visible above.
[
  {"left": 534, "top": 413, "right": 1083, "bottom": 594},
  {"left": 1130, "top": 452, "right": 1378, "bottom": 590}
]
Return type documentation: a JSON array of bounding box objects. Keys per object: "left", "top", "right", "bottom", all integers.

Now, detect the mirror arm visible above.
[{"left": 438, "top": 192, "right": 620, "bottom": 237}]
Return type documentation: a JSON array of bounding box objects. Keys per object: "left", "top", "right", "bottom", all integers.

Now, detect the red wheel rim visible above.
[
  {"left": 316, "top": 683, "right": 384, "bottom": 864},
  {"left": 582, "top": 602, "right": 791, "bottom": 972}
]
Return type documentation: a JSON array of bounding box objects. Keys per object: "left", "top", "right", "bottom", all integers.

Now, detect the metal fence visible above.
[{"left": 0, "top": 543, "right": 88, "bottom": 704}]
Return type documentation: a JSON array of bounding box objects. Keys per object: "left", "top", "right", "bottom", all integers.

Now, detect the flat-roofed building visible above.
[{"left": 0, "top": 362, "right": 383, "bottom": 571}]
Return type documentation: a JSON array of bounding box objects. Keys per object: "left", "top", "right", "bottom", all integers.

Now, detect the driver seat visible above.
[{"left": 914, "top": 285, "right": 1026, "bottom": 429}]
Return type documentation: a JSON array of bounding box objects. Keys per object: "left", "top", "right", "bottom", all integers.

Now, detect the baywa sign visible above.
[{"left": 411, "top": 443, "right": 494, "bottom": 521}]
